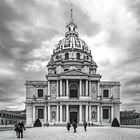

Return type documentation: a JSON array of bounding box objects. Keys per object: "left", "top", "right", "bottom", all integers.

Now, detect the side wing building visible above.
[{"left": 25, "top": 10, "right": 121, "bottom": 126}]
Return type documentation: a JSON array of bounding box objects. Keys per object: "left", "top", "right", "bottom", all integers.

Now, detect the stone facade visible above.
[
  {"left": 25, "top": 10, "right": 121, "bottom": 126},
  {"left": 0, "top": 110, "right": 26, "bottom": 125},
  {"left": 120, "top": 110, "right": 140, "bottom": 125}
]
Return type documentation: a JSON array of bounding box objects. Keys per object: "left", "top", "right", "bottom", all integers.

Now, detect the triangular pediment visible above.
[{"left": 61, "top": 69, "right": 88, "bottom": 76}]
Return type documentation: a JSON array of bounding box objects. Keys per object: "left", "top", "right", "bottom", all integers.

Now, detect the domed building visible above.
[{"left": 25, "top": 10, "right": 121, "bottom": 126}]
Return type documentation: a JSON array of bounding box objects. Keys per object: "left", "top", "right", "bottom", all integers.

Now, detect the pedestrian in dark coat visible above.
[
  {"left": 66, "top": 122, "right": 71, "bottom": 131},
  {"left": 72, "top": 121, "right": 77, "bottom": 133},
  {"left": 17, "top": 121, "right": 26, "bottom": 138},
  {"left": 83, "top": 121, "right": 87, "bottom": 131}
]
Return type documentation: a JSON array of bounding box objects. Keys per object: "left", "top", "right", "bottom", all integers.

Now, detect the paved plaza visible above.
[{"left": 0, "top": 126, "right": 140, "bottom": 140}]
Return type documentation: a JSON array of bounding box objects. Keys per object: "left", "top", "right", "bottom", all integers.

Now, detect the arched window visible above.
[
  {"left": 65, "top": 53, "right": 69, "bottom": 59},
  {"left": 38, "top": 89, "right": 43, "bottom": 97},
  {"left": 69, "top": 84, "right": 78, "bottom": 98},
  {"left": 77, "top": 53, "right": 80, "bottom": 60}
]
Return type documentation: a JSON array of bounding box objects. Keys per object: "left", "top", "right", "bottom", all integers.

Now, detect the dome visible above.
[
  {"left": 47, "top": 9, "right": 97, "bottom": 75},
  {"left": 55, "top": 36, "right": 90, "bottom": 53}
]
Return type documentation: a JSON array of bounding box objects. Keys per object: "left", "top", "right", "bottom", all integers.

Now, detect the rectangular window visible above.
[
  {"left": 103, "top": 109, "right": 109, "bottom": 119},
  {"left": 38, "top": 109, "right": 44, "bottom": 119},
  {"left": 103, "top": 90, "right": 109, "bottom": 97},
  {"left": 38, "top": 89, "right": 43, "bottom": 97}
]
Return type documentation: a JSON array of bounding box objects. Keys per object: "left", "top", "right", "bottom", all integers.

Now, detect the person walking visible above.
[
  {"left": 66, "top": 122, "right": 71, "bottom": 131},
  {"left": 72, "top": 121, "right": 77, "bottom": 133},
  {"left": 17, "top": 121, "right": 26, "bottom": 138},
  {"left": 83, "top": 121, "right": 87, "bottom": 131}
]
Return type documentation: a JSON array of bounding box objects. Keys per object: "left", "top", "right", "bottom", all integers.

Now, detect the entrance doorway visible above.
[
  {"left": 70, "top": 112, "right": 77, "bottom": 123},
  {"left": 69, "top": 84, "right": 78, "bottom": 98}
]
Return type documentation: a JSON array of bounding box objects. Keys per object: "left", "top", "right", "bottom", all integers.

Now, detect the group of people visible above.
[
  {"left": 14, "top": 121, "right": 26, "bottom": 138},
  {"left": 66, "top": 121, "right": 88, "bottom": 133},
  {"left": 14, "top": 120, "right": 88, "bottom": 138}
]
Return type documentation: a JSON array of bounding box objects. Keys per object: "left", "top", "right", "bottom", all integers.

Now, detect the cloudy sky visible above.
[{"left": 0, "top": 0, "right": 140, "bottom": 111}]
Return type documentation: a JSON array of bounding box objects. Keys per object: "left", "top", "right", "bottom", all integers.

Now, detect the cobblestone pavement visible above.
[{"left": 0, "top": 126, "right": 140, "bottom": 140}]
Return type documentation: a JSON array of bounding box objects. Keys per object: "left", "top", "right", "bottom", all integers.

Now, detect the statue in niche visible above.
[
  {"left": 92, "top": 111, "right": 96, "bottom": 119},
  {"left": 51, "top": 85, "right": 56, "bottom": 95},
  {"left": 91, "top": 86, "right": 96, "bottom": 94},
  {"left": 52, "top": 111, "right": 56, "bottom": 119}
]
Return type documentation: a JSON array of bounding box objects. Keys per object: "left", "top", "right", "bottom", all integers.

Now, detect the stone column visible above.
[
  {"left": 89, "top": 81, "right": 91, "bottom": 98},
  {"left": 56, "top": 80, "right": 59, "bottom": 98},
  {"left": 89, "top": 105, "right": 91, "bottom": 123},
  {"left": 97, "top": 105, "right": 100, "bottom": 122},
  {"left": 100, "top": 105, "right": 102, "bottom": 124},
  {"left": 80, "top": 80, "right": 82, "bottom": 96},
  {"left": 44, "top": 105, "right": 47, "bottom": 122},
  {"left": 60, "top": 80, "right": 62, "bottom": 96},
  {"left": 86, "top": 80, "right": 88, "bottom": 96},
  {"left": 60, "top": 105, "right": 62, "bottom": 122},
  {"left": 86, "top": 105, "right": 88, "bottom": 122},
  {"left": 111, "top": 106, "right": 114, "bottom": 122},
  {"left": 48, "top": 80, "right": 50, "bottom": 96},
  {"left": 48, "top": 105, "right": 50, "bottom": 122},
  {"left": 79, "top": 105, "right": 82, "bottom": 123},
  {"left": 66, "top": 105, "right": 69, "bottom": 122},
  {"left": 97, "top": 82, "right": 100, "bottom": 97},
  {"left": 66, "top": 80, "right": 69, "bottom": 96},
  {"left": 56, "top": 105, "right": 59, "bottom": 122},
  {"left": 33, "top": 105, "right": 36, "bottom": 122}
]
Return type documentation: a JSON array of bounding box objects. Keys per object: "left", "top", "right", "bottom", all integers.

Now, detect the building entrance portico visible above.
[
  {"left": 69, "top": 105, "right": 79, "bottom": 123},
  {"left": 70, "top": 112, "right": 77, "bottom": 123}
]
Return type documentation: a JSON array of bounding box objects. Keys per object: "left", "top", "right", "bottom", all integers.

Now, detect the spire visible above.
[
  {"left": 66, "top": 9, "right": 77, "bottom": 30},
  {"left": 70, "top": 8, "right": 74, "bottom": 24},
  {"left": 65, "top": 8, "right": 78, "bottom": 37}
]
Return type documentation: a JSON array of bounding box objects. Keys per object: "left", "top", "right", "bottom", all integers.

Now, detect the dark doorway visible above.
[
  {"left": 70, "top": 112, "right": 77, "bottom": 123},
  {"left": 70, "top": 84, "right": 78, "bottom": 98}
]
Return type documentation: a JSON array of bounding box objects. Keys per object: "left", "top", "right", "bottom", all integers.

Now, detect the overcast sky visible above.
[{"left": 0, "top": 0, "right": 140, "bottom": 111}]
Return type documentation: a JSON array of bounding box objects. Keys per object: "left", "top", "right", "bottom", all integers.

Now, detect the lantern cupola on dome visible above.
[{"left": 54, "top": 9, "right": 90, "bottom": 53}]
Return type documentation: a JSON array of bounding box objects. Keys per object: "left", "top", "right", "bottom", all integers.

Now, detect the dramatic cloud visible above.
[{"left": 0, "top": 0, "right": 140, "bottom": 112}]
